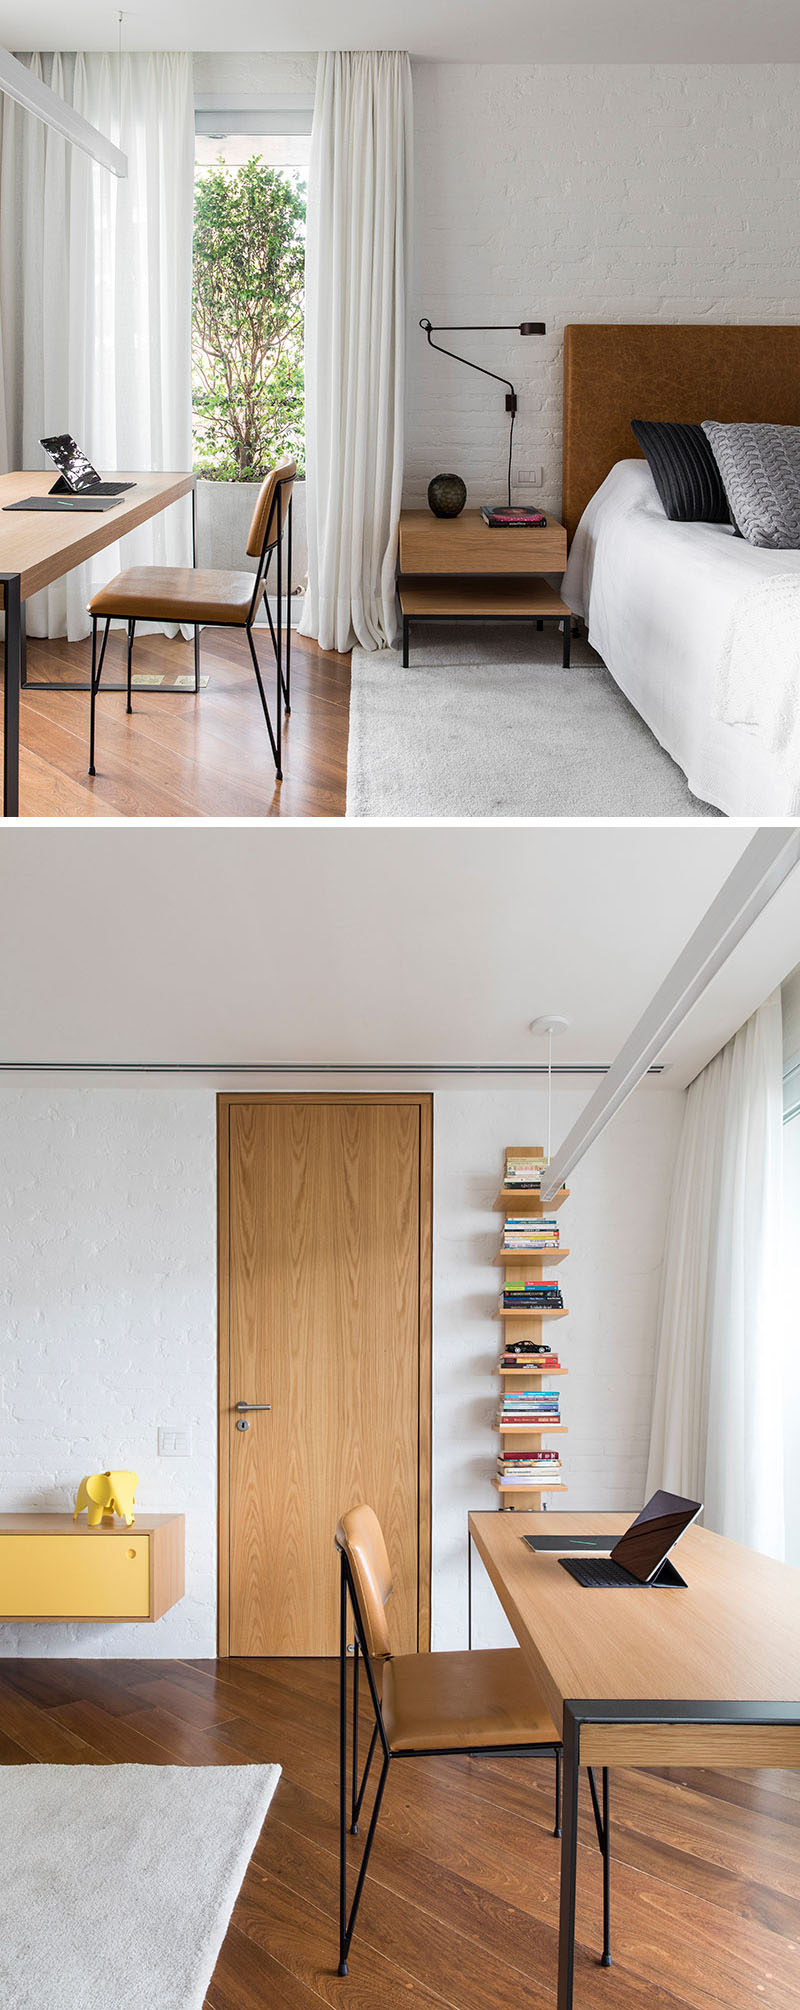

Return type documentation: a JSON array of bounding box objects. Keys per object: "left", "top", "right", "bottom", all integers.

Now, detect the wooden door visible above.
[{"left": 218, "top": 1096, "right": 432, "bottom": 1656}]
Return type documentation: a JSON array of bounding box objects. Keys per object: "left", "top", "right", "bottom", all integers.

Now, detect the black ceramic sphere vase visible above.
[{"left": 427, "top": 473, "right": 467, "bottom": 518}]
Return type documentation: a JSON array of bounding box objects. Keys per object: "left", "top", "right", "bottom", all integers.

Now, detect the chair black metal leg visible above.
[
  {"left": 245, "top": 625, "right": 281, "bottom": 778},
  {"left": 339, "top": 1550, "right": 350, "bottom": 1975},
  {"left": 88, "top": 617, "right": 110, "bottom": 776},
  {"left": 351, "top": 1638, "right": 360, "bottom": 1833},
  {"left": 340, "top": 1746, "right": 390, "bottom": 1974},
  {"left": 285, "top": 494, "right": 292, "bottom": 715},
  {"left": 194, "top": 624, "right": 200, "bottom": 692},
  {"left": 126, "top": 620, "right": 135, "bottom": 713},
  {"left": 554, "top": 1746, "right": 562, "bottom": 1838},
  {"left": 276, "top": 517, "right": 283, "bottom": 774}
]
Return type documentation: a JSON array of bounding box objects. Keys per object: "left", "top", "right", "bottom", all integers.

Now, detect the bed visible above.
[{"left": 560, "top": 324, "right": 800, "bottom": 817}]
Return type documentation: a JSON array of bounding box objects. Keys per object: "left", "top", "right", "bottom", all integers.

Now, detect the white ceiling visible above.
[
  {"left": 4, "top": 0, "right": 800, "bottom": 60},
  {"left": 1, "top": 825, "right": 798, "bottom": 1086}
]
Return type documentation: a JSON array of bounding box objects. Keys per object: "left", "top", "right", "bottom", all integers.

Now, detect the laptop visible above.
[
  {"left": 40, "top": 434, "right": 136, "bottom": 499},
  {"left": 556, "top": 1489, "right": 702, "bottom": 1589}
]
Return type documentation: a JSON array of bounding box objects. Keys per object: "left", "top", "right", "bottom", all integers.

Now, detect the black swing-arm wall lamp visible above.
[{"left": 419, "top": 318, "right": 546, "bottom": 508}]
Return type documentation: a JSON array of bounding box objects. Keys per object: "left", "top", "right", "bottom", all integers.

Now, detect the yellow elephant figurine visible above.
[{"left": 73, "top": 1470, "right": 138, "bottom": 1528}]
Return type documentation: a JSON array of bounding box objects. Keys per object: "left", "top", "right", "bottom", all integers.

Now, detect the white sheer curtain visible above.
[
  {"left": 0, "top": 52, "right": 194, "bottom": 639},
  {"left": 646, "top": 990, "right": 785, "bottom": 1559},
  {"left": 299, "top": 51, "right": 412, "bottom": 653}
]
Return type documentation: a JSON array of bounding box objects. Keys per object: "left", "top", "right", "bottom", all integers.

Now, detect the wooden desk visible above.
[
  {"left": 469, "top": 1510, "right": 800, "bottom": 2010},
  {"left": 398, "top": 509, "right": 570, "bottom": 668},
  {"left": 0, "top": 469, "right": 195, "bottom": 816}
]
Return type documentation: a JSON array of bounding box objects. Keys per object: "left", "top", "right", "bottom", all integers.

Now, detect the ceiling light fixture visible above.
[
  {"left": 529, "top": 1015, "right": 570, "bottom": 1163},
  {"left": 0, "top": 46, "right": 128, "bottom": 177}
]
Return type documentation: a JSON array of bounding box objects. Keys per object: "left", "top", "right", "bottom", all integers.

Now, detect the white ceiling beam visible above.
[
  {"left": 541, "top": 826, "right": 800, "bottom": 1202},
  {"left": 0, "top": 48, "right": 127, "bottom": 176}
]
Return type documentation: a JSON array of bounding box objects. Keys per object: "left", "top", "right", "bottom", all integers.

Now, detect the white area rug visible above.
[
  {"left": 0, "top": 1763, "right": 280, "bottom": 2010},
  {"left": 347, "top": 624, "right": 719, "bottom": 817}
]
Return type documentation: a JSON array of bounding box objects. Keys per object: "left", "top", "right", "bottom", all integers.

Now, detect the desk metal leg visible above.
[
  {"left": 2, "top": 572, "right": 22, "bottom": 817},
  {"left": 557, "top": 1706, "right": 580, "bottom": 2010}
]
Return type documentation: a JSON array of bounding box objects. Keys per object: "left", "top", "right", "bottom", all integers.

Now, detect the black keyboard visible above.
[
  {"left": 89, "top": 481, "right": 136, "bottom": 496},
  {"left": 559, "top": 1556, "right": 644, "bottom": 1587}
]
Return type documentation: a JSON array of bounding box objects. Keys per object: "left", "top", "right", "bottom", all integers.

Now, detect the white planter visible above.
[{"left": 196, "top": 477, "right": 308, "bottom": 622}]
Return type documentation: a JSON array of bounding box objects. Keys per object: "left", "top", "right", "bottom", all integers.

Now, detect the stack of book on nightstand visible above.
[
  {"left": 497, "top": 1449, "right": 562, "bottom": 1486},
  {"left": 480, "top": 506, "right": 548, "bottom": 528},
  {"left": 501, "top": 1216, "right": 560, "bottom": 1251}
]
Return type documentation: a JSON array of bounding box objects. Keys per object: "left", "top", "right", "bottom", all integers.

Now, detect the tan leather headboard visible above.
[{"left": 562, "top": 323, "right": 800, "bottom": 543}]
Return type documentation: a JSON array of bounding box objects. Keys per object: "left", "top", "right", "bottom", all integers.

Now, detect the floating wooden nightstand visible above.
[
  {"left": 0, "top": 1512, "right": 185, "bottom": 1621},
  {"left": 397, "top": 511, "right": 571, "bottom": 668}
]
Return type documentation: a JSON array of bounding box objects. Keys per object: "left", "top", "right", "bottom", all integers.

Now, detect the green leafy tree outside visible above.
[{"left": 192, "top": 156, "right": 306, "bottom": 481}]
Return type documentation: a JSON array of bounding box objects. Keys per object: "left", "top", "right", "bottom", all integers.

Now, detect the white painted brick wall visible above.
[
  {"left": 406, "top": 63, "right": 800, "bottom": 513},
  {"left": 432, "top": 1087, "right": 683, "bottom": 1649},
  {"left": 0, "top": 1086, "right": 218, "bottom": 1657},
  {"left": 0, "top": 1080, "right": 682, "bottom": 1656}
]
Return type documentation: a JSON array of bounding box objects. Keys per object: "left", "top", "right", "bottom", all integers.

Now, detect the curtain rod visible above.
[{"left": 0, "top": 1060, "right": 665, "bottom": 1077}]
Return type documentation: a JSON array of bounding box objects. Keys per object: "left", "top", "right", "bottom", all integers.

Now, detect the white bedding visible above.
[{"left": 562, "top": 459, "right": 800, "bottom": 817}]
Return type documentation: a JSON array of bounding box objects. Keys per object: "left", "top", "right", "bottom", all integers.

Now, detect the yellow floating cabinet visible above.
[{"left": 0, "top": 1513, "right": 184, "bottom": 1622}]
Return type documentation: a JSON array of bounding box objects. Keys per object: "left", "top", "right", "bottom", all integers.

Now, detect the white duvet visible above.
[{"left": 562, "top": 459, "right": 800, "bottom": 817}]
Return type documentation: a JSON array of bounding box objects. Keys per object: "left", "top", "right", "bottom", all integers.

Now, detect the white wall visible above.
[
  {"left": 0, "top": 1086, "right": 219, "bottom": 1657},
  {"left": 406, "top": 64, "right": 800, "bottom": 512},
  {"left": 0, "top": 1080, "right": 682, "bottom": 1655}
]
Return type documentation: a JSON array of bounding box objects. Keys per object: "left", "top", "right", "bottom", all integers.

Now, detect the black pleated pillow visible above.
[{"left": 631, "top": 419, "right": 731, "bottom": 523}]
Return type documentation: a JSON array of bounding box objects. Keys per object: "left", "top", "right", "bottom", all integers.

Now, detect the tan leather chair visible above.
[
  {"left": 86, "top": 462, "right": 295, "bottom": 782},
  {"left": 335, "top": 1504, "right": 611, "bottom": 1976}
]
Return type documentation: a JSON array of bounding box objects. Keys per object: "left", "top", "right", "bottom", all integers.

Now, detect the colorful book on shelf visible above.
[{"left": 501, "top": 1356, "right": 562, "bottom": 1371}]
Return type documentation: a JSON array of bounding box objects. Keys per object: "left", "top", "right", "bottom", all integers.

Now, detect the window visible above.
[{"left": 192, "top": 115, "right": 310, "bottom": 483}]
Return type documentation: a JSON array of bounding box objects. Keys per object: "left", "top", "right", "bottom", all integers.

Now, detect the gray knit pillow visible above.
[{"left": 702, "top": 422, "right": 800, "bottom": 549}]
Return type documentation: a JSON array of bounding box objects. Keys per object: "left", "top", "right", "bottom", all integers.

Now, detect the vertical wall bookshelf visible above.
[{"left": 492, "top": 1145, "right": 570, "bottom": 1509}]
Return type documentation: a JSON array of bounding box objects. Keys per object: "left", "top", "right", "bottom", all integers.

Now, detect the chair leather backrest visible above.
[
  {"left": 246, "top": 461, "right": 297, "bottom": 558},
  {"left": 336, "top": 1503, "right": 393, "bottom": 1659}
]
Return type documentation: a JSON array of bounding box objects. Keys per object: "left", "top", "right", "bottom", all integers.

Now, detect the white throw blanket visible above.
[{"left": 714, "top": 572, "right": 800, "bottom": 811}]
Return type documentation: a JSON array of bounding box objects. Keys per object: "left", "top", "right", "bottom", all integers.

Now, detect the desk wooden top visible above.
[
  {"left": 0, "top": 471, "right": 193, "bottom": 602},
  {"left": 469, "top": 1511, "right": 800, "bottom": 1732}
]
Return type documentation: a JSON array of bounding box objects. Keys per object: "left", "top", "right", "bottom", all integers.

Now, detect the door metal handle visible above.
[{"left": 235, "top": 1401, "right": 271, "bottom": 1412}]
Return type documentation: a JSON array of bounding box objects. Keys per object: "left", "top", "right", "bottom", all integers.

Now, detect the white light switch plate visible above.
[
  {"left": 516, "top": 467, "right": 543, "bottom": 488},
  {"left": 158, "top": 1426, "right": 192, "bottom": 1457}
]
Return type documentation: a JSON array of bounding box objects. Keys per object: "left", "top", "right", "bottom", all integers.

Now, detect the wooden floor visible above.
[
  {"left": 0, "top": 1658, "right": 797, "bottom": 2010},
  {"left": 8, "top": 627, "right": 350, "bottom": 817}
]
